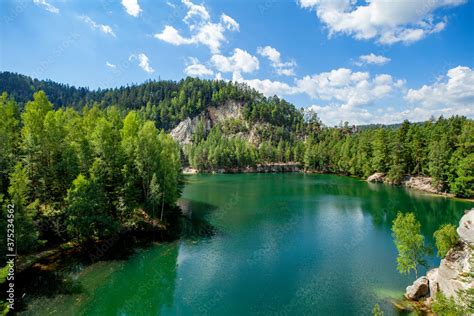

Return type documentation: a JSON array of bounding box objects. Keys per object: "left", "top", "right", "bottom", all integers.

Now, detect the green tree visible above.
[
  {"left": 433, "top": 224, "right": 459, "bottom": 258},
  {"left": 21, "top": 91, "right": 53, "bottom": 200},
  {"left": 449, "top": 153, "right": 474, "bottom": 197},
  {"left": 432, "top": 289, "right": 474, "bottom": 316},
  {"left": 7, "top": 163, "right": 39, "bottom": 252},
  {"left": 391, "top": 212, "right": 428, "bottom": 278},
  {"left": 371, "top": 129, "right": 388, "bottom": 173},
  {"left": 0, "top": 93, "right": 19, "bottom": 194},
  {"left": 65, "top": 174, "right": 117, "bottom": 241}
]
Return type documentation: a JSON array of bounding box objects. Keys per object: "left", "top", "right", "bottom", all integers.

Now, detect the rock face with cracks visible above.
[
  {"left": 170, "top": 100, "right": 243, "bottom": 145},
  {"left": 405, "top": 209, "right": 474, "bottom": 306}
]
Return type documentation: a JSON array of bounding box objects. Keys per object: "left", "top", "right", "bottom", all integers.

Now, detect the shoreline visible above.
[{"left": 182, "top": 166, "right": 474, "bottom": 201}]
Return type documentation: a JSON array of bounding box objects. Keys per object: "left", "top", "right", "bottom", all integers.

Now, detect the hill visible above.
[{"left": 1, "top": 72, "right": 472, "bottom": 198}]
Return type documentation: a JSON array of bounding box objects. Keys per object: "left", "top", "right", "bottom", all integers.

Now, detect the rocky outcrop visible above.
[
  {"left": 367, "top": 173, "right": 449, "bottom": 196},
  {"left": 367, "top": 172, "right": 385, "bottom": 183},
  {"left": 405, "top": 276, "right": 430, "bottom": 300},
  {"left": 208, "top": 101, "right": 242, "bottom": 123},
  {"left": 170, "top": 100, "right": 243, "bottom": 145},
  {"left": 403, "top": 176, "right": 444, "bottom": 195},
  {"left": 405, "top": 209, "right": 474, "bottom": 307},
  {"left": 170, "top": 116, "right": 209, "bottom": 145},
  {"left": 458, "top": 209, "right": 474, "bottom": 244}
]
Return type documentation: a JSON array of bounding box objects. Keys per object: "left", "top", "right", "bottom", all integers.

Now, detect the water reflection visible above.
[{"left": 19, "top": 174, "right": 473, "bottom": 316}]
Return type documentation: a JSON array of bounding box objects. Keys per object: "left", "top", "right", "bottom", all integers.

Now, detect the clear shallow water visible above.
[{"left": 21, "top": 174, "right": 473, "bottom": 315}]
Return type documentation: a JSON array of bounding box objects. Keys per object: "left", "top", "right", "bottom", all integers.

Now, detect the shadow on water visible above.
[
  {"left": 15, "top": 200, "right": 219, "bottom": 314},
  {"left": 178, "top": 198, "right": 219, "bottom": 239}
]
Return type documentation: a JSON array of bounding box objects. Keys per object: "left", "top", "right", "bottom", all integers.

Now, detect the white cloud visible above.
[
  {"left": 211, "top": 48, "right": 259, "bottom": 74},
  {"left": 121, "top": 0, "right": 142, "bottom": 17},
  {"left": 155, "top": 25, "right": 194, "bottom": 45},
  {"left": 229, "top": 67, "right": 404, "bottom": 105},
  {"left": 232, "top": 72, "right": 295, "bottom": 96},
  {"left": 33, "top": 0, "right": 59, "bottom": 14},
  {"left": 228, "top": 67, "right": 408, "bottom": 125},
  {"left": 405, "top": 66, "right": 474, "bottom": 110},
  {"left": 106, "top": 61, "right": 116, "bottom": 69},
  {"left": 298, "top": 0, "right": 466, "bottom": 44},
  {"left": 356, "top": 53, "right": 391, "bottom": 66},
  {"left": 257, "top": 46, "right": 296, "bottom": 76},
  {"left": 214, "top": 72, "right": 223, "bottom": 81},
  {"left": 294, "top": 68, "right": 404, "bottom": 109},
  {"left": 220, "top": 14, "right": 239, "bottom": 31},
  {"left": 184, "top": 57, "right": 214, "bottom": 77},
  {"left": 154, "top": 0, "right": 239, "bottom": 53},
  {"left": 305, "top": 66, "right": 474, "bottom": 126},
  {"left": 183, "top": 0, "right": 210, "bottom": 24},
  {"left": 79, "top": 16, "right": 116, "bottom": 37},
  {"left": 305, "top": 104, "right": 375, "bottom": 126},
  {"left": 129, "top": 53, "right": 154, "bottom": 73}
]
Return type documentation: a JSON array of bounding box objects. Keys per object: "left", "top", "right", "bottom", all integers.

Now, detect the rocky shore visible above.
[
  {"left": 405, "top": 209, "right": 474, "bottom": 309},
  {"left": 367, "top": 173, "right": 453, "bottom": 197}
]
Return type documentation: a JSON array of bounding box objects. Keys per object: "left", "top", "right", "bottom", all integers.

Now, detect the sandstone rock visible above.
[
  {"left": 411, "top": 209, "right": 474, "bottom": 306},
  {"left": 427, "top": 268, "right": 439, "bottom": 298},
  {"left": 208, "top": 100, "right": 242, "bottom": 123},
  {"left": 405, "top": 276, "right": 430, "bottom": 300},
  {"left": 170, "top": 116, "right": 207, "bottom": 145},
  {"left": 457, "top": 209, "right": 474, "bottom": 245},
  {"left": 367, "top": 172, "right": 385, "bottom": 182},
  {"left": 403, "top": 176, "right": 443, "bottom": 194},
  {"left": 170, "top": 101, "right": 243, "bottom": 145}
]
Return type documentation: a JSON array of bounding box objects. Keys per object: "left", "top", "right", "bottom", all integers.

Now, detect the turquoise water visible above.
[{"left": 21, "top": 174, "right": 473, "bottom": 315}]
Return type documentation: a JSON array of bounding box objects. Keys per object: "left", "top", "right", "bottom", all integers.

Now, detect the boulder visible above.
[
  {"left": 367, "top": 172, "right": 385, "bottom": 183},
  {"left": 405, "top": 276, "right": 430, "bottom": 300},
  {"left": 403, "top": 176, "right": 443, "bottom": 194}
]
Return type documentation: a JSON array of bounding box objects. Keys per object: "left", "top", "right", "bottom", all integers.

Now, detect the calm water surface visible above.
[{"left": 22, "top": 174, "right": 473, "bottom": 315}]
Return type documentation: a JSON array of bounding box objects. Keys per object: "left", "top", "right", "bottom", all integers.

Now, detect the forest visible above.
[
  {"left": 0, "top": 91, "right": 181, "bottom": 255},
  {"left": 0, "top": 72, "right": 473, "bottom": 255}
]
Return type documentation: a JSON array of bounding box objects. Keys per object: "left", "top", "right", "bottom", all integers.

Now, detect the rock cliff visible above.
[
  {"left": 405, "top": 209, "right": 474, "bottom": 307},
  {"left": 170, "top": 100, "right": 243, "bottom": 145}
]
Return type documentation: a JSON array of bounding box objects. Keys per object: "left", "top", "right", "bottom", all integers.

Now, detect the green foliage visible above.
[
  {"left": 65, "top": 174, "right": 116, "bottom": 241},
  {"left": 0, "top": 92, "right": 19, "bottom": 194},
  {"left": 433, "top": 224, "right": 459, "bottom": 258},
  {"left": 2, "top": 72, "right": 473, "bottom": 197},
  {"left": 0, "top": 265, "right": 10, "bottom": 315},
  {"left": 432, "top": 290, "right": 474, "bottom": 316},
  {"left": 372, "top": 303, "right": 384, "bottom": 316},
  {"left": 188, "top": 126, "right": 257, "bottom": 169},
  {"left": 391, "top": 212, "right": 428, "bottom": 278},
  {"left": 432, "top": 292, "right": 463, "bottom": 316},
  {"left": 7, "top": 162, "right": 39, "bottom": 252},
  {"left": 302, "top": 117, "right": 473, "bottom": 197},
  {"left": 0, "top": 92, "right": 183, "bottom": 253}
]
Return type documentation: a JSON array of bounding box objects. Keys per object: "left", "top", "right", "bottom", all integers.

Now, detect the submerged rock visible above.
[{"left": 405, "top": 276, "right": 430, "bottom": 300}]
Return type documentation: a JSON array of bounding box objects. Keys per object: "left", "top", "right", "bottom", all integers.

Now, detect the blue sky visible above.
[{"left": 1, "top": 0, "right": 473, "bottom": 125}]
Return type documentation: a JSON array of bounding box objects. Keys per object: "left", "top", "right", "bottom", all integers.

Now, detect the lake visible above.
[{"left": 20, "top": 174, "right": 473, "bottom": 315}]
